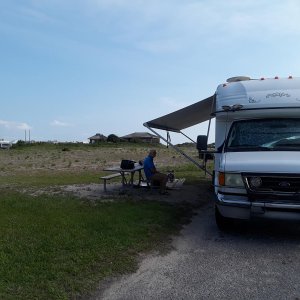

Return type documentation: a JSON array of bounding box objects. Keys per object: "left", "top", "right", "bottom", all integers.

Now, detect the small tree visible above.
[{"left": 107, "top": 134, "right": 120, "bottom": 143}]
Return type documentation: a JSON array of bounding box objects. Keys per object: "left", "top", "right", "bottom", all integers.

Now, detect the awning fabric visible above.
[{"left": 145, "top": 95, "right": 215, "bottom": 132}]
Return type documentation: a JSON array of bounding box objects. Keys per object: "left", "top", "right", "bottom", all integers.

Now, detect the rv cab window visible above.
[{"left": 226, "top": 118, "right": 300, "bottom": 151}]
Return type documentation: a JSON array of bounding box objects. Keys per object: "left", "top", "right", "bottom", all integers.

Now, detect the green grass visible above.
[
  {"left": 0, "top": 170, "right": 139, "bottom": 188},
  {"left": 161, "top": 162, "right": 214, "bottom": 184},
  {"left": 0, "top": 162, "right": 213, "bottom": 188},
  {"left": 0, "top": 171, "right": 101, "bottom": 188},
  {"left": 0, "top": 190, "right": 185, "bottom": 299},
  {"left": 0, "top": 144, "right": 209, "bottom": 298}
]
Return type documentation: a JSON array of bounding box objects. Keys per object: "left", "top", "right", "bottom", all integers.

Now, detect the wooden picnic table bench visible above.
[
  {"left": 100, "top": 172, "right": 129, "bottom": 192},
  {"left": 101, "top": 164, "right": 144, "bottom": 192}
]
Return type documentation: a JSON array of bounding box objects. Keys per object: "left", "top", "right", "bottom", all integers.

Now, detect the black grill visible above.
[{"left": 243, "top": 173, "right": 300, "bottom": 195}]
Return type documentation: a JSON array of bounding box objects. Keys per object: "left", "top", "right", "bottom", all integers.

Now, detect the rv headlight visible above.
[
  {"left": 219, "top": 172, "right": 244, "bottom": 187},
  {"left": 249, "top": 176, "right": 262, "bottom": 189}
]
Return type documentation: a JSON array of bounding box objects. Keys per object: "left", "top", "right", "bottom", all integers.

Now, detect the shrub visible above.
[{"left": 107, "top": 134, "right": 120, "bottom": 143}]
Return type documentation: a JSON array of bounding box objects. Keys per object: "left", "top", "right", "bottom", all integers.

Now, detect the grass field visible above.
[{"left": 0, "top": 143, "right": 211, "bottom": 299}]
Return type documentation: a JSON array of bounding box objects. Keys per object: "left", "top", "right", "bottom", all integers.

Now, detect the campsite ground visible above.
[
  {"left": 0, "top": 142, "right": 213, "bottom": 299},
  {"left": 0, "top": 142, "right": 197, "bottom": 178},
  {"left": 0, "top": 142, "right": 210, "bottom": 204},
  {"left": 0, "top": 142, "right": 211, "bottom": 208},
  {"left": 3, "top": 143, "right": 300, "bottom": 300}
]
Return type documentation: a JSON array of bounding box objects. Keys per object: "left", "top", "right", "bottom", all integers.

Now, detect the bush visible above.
[{"left": 107, "top": 134, "right": 120, "bottom": 143}]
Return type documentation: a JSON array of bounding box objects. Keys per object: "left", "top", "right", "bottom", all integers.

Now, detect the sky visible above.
[{"left": 1, "top": 0, "right": 300, "bottom": 144}]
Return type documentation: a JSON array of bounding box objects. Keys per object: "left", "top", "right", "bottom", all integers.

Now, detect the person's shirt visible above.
[{"left": 143, "top": 155, "right": 155, "bottom": 179}]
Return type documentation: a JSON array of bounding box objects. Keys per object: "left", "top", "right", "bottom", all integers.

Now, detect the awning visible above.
[{"left": 144, "top": 95, "right": 215, "bottom": 132}]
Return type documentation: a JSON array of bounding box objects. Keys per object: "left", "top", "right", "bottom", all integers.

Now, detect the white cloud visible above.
[
  {"left": 0, "top": 120, "right": 32, "bottom": 130},
  {"left": 50, "top": 120, "right": 72, "bottom": 127},
  {"left": 6, "top": 0, "right": 300, "bottom": 57},
  {"left": 86, "top": 0, "right": 300, "bottom": 53}
]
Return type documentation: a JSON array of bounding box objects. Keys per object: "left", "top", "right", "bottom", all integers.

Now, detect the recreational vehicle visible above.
[
  {"left": 145, "top": 76, "right": 300, "bottom": 229},
  {"left": 0, "top": 140, "right": 12, "bottom": 149}
]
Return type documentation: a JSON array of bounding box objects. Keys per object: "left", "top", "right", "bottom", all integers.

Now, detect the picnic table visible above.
[{"left": 101, "top": 164, "right": 144, "bottom": 191}]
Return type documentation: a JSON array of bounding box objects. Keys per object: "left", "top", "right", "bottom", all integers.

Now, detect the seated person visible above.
[{"left": 143, "top": 149, "right": 168, "bottom": 195}]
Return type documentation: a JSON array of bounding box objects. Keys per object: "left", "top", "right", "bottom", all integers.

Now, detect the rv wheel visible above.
[{"left": 215, "top": 206, "right": 234, "bottom": 231}]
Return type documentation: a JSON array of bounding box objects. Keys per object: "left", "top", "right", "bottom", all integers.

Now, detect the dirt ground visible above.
[{"left": 29, "top": 181, "right": 212, "bottom": 209}]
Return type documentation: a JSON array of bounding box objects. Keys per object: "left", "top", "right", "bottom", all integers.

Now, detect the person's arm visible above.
[
  {"left": 149, "top": 160, "right": 157, "bottom": 174},
  {"left": 150, "top": 166, "right": 157, "bottom": 174}
]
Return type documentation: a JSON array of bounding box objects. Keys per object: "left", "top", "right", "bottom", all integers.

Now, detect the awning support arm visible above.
[
  {"left": 144, "top": 123, "right": 212, "bottom": 176},
  {"left": 180, "top": 131, "right": 196, "bottom": 144},
  {"left": 167, "top": 131, "right": 171, "bottom": 148}
]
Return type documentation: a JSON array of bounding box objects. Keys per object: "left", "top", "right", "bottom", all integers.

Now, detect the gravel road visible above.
[{"left": 96, "top": 202, "right": 300, "bottom": 300}]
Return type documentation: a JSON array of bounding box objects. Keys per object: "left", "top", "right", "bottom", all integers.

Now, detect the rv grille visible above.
[{"left": 243, "top": 173, "right": 300, "bottom": 199}]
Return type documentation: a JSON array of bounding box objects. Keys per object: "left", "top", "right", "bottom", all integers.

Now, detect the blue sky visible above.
[{"left": 1, "top": 0, "right": 300, "bottom": 144}]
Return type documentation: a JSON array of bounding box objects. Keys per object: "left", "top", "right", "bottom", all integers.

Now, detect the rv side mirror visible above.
[{"left": 197, "top": 135, "right": 208, "bottom": 151}]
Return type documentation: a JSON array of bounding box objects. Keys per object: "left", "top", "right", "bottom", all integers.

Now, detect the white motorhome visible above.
[
  {"left": 144, "top": 76, "right": 300, "bottom": 229},
  {"left": 0, "top": 140, "right": 12, "bottom": 149}
]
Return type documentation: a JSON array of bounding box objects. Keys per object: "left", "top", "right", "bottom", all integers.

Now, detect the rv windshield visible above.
[{"left": 226, "top": 118, "right": 300, "bottom": 151}]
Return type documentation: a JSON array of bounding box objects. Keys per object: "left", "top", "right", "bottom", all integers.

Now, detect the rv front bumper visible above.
[
  {"left": 216, "top": 193, "right": 300, "bottom": 220},
  {"left": 216, "top": 193, "right": 249, "bottom": 207}
]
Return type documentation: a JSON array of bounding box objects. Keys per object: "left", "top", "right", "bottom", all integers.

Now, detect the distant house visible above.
[
  {"left": 88, "top": 133, "right": 107, "bottom": 144},
  {"left": 121, "top": 132, "right": 160, "bottom": 144}
]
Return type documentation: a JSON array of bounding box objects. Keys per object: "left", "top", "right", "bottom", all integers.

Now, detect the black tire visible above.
[{"left": 215, "top": 206, "right": 234, "bottom": 231}]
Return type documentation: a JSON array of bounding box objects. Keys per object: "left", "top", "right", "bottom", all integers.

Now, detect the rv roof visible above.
[
  {"left": 144, "top": 76, "right": 300, "bottom": 132},
  {"left": 216, "top": 77, "right": 300, "bottom": 111}
]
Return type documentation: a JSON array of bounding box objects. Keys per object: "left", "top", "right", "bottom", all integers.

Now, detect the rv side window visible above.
[{"left": 226, "top": 118, "right": 300, "bottom": 151}]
